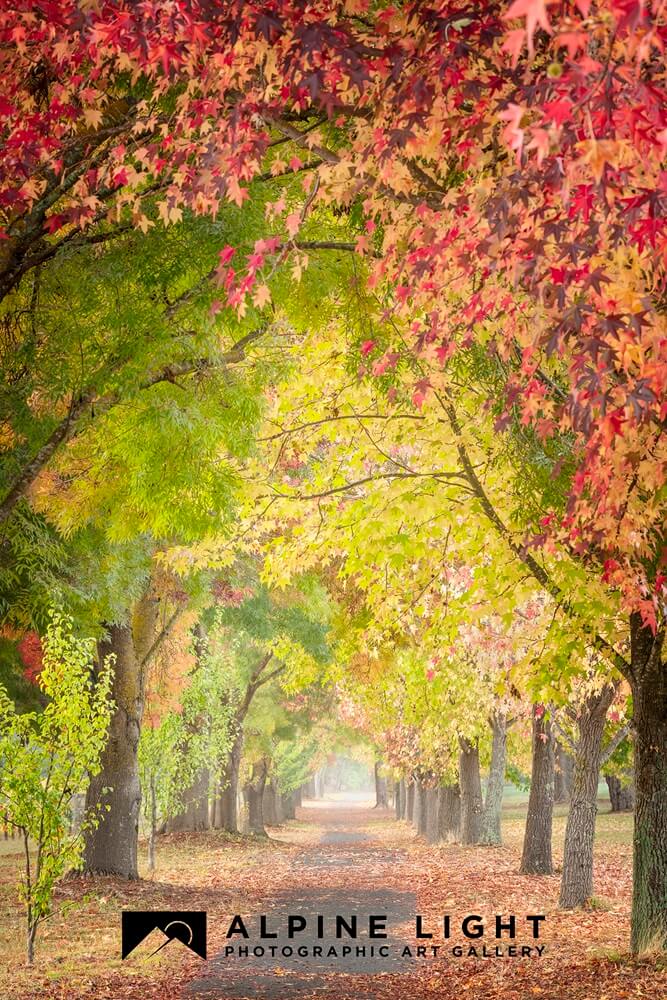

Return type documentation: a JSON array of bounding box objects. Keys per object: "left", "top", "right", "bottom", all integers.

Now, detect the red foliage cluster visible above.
[
  {"left": 2, "top": 2, "right": 666, "bottom": 621},
  {"left": 17, "top": 630, "right": 43, "bottom": 684},
  {"left": 210, "top": 578, "right": 249, "bottom": 606}
]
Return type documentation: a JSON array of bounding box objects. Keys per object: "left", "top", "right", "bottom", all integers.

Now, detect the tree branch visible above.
[
  {"left": 237, "top": 653, "right": 274, "bottom": 721},
  {"left": 0, "top": 393, "right": 93, "bottom": 527},
  {"left": 270, "top": 468, "right": 466, "bottom": 501},
  {"left": 0, "top": 328, "right": 268, "bottom": 525},
  {"left": 266, "top": 118, "right": 341, "bottom": 165},
  {"left": 259, "top": 411, "right": 425, "bottom": 442},
  {"left": 139, "top": 607, "right": 183, "bottom": 670},
  {"left": 601, "top": 721, "right": 632, "bottom": 765},
  {"left": 255, "top": 159, "right": 324, "bottom": 183},
  {"left": 552, "top": 718, "right": 578, "bottom": 754},
  {"left": 434, "top": 389, "right": 632, "bottom": 675},
  {"left": 256, "top": 664, "right": 285, "bottom": 688}
]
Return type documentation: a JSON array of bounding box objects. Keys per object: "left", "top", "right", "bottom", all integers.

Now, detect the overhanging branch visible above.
[{"left": 0, "top": 328, "right": 268, "bottom": 525}]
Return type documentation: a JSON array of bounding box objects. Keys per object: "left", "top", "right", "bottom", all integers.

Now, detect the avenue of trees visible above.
[{"left": 0, "top": 0, "right": 665, "bottom": 966}]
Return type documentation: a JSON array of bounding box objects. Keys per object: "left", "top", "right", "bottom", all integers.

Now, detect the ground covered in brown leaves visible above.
[{"left": 0, "top": 796, "right": 663, "bottom": 999}]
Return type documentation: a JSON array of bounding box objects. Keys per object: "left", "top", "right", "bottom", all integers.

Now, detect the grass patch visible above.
[{"left": 586, "top": 895, "right": 613, "bottom": 911}]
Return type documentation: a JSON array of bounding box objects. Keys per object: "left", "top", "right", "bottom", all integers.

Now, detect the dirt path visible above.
[
  {"left": 180, "top": 795, "right": 666, "bottom": 1000},
  {"left": 187, "top": 798, "right": 416, "bottom": 998}
]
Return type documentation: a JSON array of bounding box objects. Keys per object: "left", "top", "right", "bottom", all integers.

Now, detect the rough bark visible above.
[
  {"left": 605, "top": 772, "right": 635, "bottom": 812},
  {"left": 626, "top": 615, "right": 667, "bottom": 953},
  {"left": 554, "top": 742, "right": 574, "bottom": 803},
  {"left": 459, "top": 738, "right": 483, "bottom": 845},
  {"left": 480, "top": 711, "right": 507, "bottom": 846},
  {"left": 438, "top": 783, "right": 461, "bottom": 842},
  {"left": 83, "top": 593, "right": 158, "bottom": 877},
  {"left": 520, "top": 707, "right": 555, "bottom": 875},
  {"left": 559, "top": 684, "right": 616, "bottom": 908}
]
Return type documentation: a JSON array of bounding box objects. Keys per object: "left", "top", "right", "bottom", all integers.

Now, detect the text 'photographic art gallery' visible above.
[{"left": 222, "top": 913, "right": 547, "bottom": 960}]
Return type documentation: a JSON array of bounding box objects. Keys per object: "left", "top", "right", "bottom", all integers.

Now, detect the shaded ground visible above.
[{"left": 0, "top": 794, "right": 664, "bottom": 999}]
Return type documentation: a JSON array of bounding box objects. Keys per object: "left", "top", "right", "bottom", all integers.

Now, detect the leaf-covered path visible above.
[
  {"left": 182, "top": 796, "right": 664, "bottom": 1000},
  {"left": 3, "top": 796, "right": 665, "bottom": 999},
  {"left": 188, "top": 798, "right": 416, "bottom": 998}
]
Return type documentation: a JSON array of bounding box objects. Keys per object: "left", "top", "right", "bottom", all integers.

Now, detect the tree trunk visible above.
[
  {"left": 148, "top": 774, "right": 157, "bottom": 872},
  {"left": 167, "top": 767, "right": 210, "bottom": 832},
  {"left": 425, "top": 787, "right": 440, "bottom": 843},
  {"left": 559, "top": 684, "right": 616, "bottom": 908},
  {"left": 554, "top": 742, "right": 574, "bottom": 803},
  {"left": 69, "top": 792, "right": 86, "bottom": 836},
  {"left": 605, "top": 772, "right": 635, "bottom": 812},
  {"left": 412, "top": 780, "right": 421, "bottom": 830},
  {"left": 605, "top": 773, "right": 621, "bottom": 811},
  {"left": 480, "top": 711, "right": 507, "bottom": 846},
  {"left": 275, "top": 790, "right": 285, "bottom": 823},
  {"left": 406, "top": 779, "right": 415, "bottom": 823},
  {"left": 374, "top": 761, "right": 388, "bottom": 808},
  {"left": 192, "top": 769, "right": 210, "bottom": 829},
  {"left": 438, "top": 783, "right": 461, "bottom": 842},
  {"left": 216, "top": 730, "right": 243, "bottom": 833},
  {"left": 262, "top": 781, "right": 277, "bottom": 826},
  {"left": 520, "top": 707, "right": 554, "bottom": 875},
  {"left": 281, "top": 790, "right": 296, "bottom": 820},
  {"left": 210, "top": 779, "right": 221, "bottom": 827},
  {"left": 415, "top": 780, "right": 428, "bottom": 836},
  {"left": 459, "top": 738, "right": 483, "bottom": 845},
  {"left": 83, "top": 595, "right": 157, "bottom": 877},
  {"left": 212, "top": 653, "right": 280, "bottom": 832},
  {"left": 245, "top": 761, "right": 268, "bottom": 837},
  {"left": 627, "top": 615, "right": 667, "bottom": 953},
  {"left": 303, "top": 777, "right": 316, "bottom": 798},
  {"left": 165, "top": 624, "right": 209, "bottom": 833},
  {"left": 395, "top": 780, "right": 405, "bottom": 820},
  {"left": 26, "top": 919, "right": 36, "bottom": 966}
]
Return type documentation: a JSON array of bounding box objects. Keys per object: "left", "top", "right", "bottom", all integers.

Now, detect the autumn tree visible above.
[
  {"left": 0, "top": 184, "right": 354, "bottom": 874},
  {"left": 0, "top": 614, "right": 113, "bottom": 963},
  {"left": 202, "top": 571, "right": 332, "bottom": 833}
]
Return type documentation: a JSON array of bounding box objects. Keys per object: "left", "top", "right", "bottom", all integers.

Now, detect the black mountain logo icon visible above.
[{"left": 122, "top": 911, "right": 207, "bottom": 960}]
